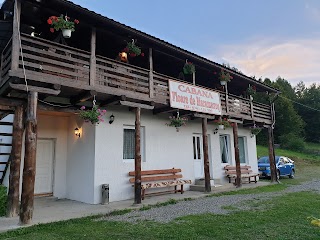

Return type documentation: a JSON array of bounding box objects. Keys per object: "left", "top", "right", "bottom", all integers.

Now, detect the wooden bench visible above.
[
  {"left": 129, "top": 168, "right": 192, "bottom": 200},
  {"left": 224, "top": 165, "right": 259, "bottom": 184}
]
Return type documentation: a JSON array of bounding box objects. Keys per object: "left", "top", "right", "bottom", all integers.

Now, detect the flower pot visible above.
[
  {"left": 62, "top": 29, "right": 72, "bottom": 38},
  {"left": 218, "top": 124, "right": 225, "bottom": 130},
  {"left": 176, "top": 127, "right": 180, "bottom": 132},
  {"left": 220, "top": 80, "right": 226, "bottom": 86}
]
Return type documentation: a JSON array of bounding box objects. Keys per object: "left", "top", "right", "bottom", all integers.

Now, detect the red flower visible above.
[
  {"left": 50, "top": 28, "right": 54, "bottom": 33},
  {"left": 130, "top": 53, "right": 136, "bottom": 57},
  {"left": 141, "top": 52, "right": 145, "bottom": 57},
  {"left": 230, "top": 76, "right": 233, "bottom": 79},
  {"left": 74, "top": 19, "right": 80, "bottom": 24},
  {"left": 123, "top": 47, "right": 129, "bottom": 52},
  {"left": 252, "top": 85, "right": 256, "bottom": 90},
  {"left": 47, "top": 19, "right": 52, "bottom": 25}
]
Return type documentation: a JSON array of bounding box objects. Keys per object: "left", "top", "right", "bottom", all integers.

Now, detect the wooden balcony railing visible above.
[
  {"left": 0, "top": 37, "right": 12, "bottom": 87},
  {"left": 1, "top": 34, "right": 272, "bottom": 124}
]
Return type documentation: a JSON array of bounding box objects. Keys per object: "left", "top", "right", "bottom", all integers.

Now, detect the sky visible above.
[{"left": 33, "top": 1, "right": 320, "bottom": 86}]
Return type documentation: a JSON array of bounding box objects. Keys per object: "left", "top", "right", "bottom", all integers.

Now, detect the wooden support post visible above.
[
  {"left": 11, "top": 0, "right": 21, "bottom": 71},
  {"left": 225, "top": 83, "right": 229, "bottom": 113},
  {"left": 202, "top": 117, "right": 211, "bottom": 192},
  {"left": 232, "top": 122, "right": 241, "bottom": 187},
  {"left": 192, "top": 72, "right": 195, "bottom": 85},
  {"left": 6, "top": 105, "right": 24, "bottom": 217},
  {"left": 149, "top": 48, "right": 154, "bottom": 98},
  {"left": 20, "top": 92, "right": 38, "bottom": 225},
  {"left": 134, "top": 107, "right": 142, "bottom": 204},
  {"left": 268, "top": 127, "right": 277, "bottom": 182},
  {"left": 89, "top": 28, "right": 96, "bottom": 86}
]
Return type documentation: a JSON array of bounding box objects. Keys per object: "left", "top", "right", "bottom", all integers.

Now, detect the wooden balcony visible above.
[{"left": 0, "top": 34, "right": 272, "bottom": 124}]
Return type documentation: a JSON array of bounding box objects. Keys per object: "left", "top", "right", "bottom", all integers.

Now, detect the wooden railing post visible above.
[
  {"left": 11, "top": 0, "right": 21, "bottom": 71},
  {"left": 250, "top": 96, "right": 254, "bottom": 119},
  {"left": 148, "top": 48, "right": 154, "bottom": 98},
  {"left": 6, "top": 105, "right": 25, "bottom": 217},
  {"left": 20, "top": 91, "right": 38, "bottom": 225},
  {"left": 89, "top": 28, "right": 96, "bottom": 86},
  {"left": 225, "top": 83, "right": 229, "bottom": 113}
]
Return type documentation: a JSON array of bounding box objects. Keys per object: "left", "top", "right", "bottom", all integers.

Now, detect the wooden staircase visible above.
[{"left": 0, "top": 120, "right": 13, "bottom": 185}]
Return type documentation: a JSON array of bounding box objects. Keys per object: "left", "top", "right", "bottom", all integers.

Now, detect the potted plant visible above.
[
  {"left": 251, "top": 127, "right": 262, "bottom": 137},
  {"left": 219, "top": 69, "right": 233, "bottom": 85},
  {"left": 214, "top": 118, "right": 231, "bottom": 130},
  {"left": 47, "top": 15, "right": 80, "bottom": 38},
  {"left": 166, "top": 114, "right": 188, "bottom": 132},
  {"left": 183, "top": 61, "right": 195, "bottom": 75},
  {"left": 123, "top": 39, "right": 144, "bottom": 57},
  {"left": 79, "top": 106, "right": 106, "bottom": 124}
]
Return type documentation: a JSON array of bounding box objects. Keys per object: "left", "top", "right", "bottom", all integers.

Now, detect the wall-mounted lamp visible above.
[
  {"left": 74, "top": 127, "right": 81, "bottom": 138},
  {"left": 213, "top": 128, "right": 218, "bottom": 134},
  {"left": 109, "top": 114, "right": 115, "bottom": 124}
]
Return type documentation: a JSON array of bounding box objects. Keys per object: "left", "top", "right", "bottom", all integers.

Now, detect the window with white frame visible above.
[
  {"left": 220, "top": 135, "right": 231, "bottom": 163},
  {"left": 238, "top": 136, "right": 247, "bottom": 164},
  {"left": 123, "top": 126, "right": 145, "bottom": 162}
]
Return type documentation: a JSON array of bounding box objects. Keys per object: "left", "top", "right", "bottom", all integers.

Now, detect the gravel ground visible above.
[{"left": 101, "top": 180, "right": 320, "bottom": 223}]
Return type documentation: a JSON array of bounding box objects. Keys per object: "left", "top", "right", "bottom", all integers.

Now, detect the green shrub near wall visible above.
[{"left": 0, "top": 185, "right": 7, "bottom": 216}]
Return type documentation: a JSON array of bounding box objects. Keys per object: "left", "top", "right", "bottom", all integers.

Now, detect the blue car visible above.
[{"left": 258, "top": 156, "right": 295, "bottom": 179}]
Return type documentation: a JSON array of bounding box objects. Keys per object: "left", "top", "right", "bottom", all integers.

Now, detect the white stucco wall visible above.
[
  {"left": 66, "top": 116, "right": 96, "bottom": 204},
  {"left": 93, "top": 106, "right": 258, "bottom": 203}
]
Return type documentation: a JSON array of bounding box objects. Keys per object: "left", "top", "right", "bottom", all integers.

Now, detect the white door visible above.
[
  {"left": 193, "top": 134, "right": 204, "bottom": 179},
  {"left": 35, "top": 139, "right": 54, "bottom": 195}
]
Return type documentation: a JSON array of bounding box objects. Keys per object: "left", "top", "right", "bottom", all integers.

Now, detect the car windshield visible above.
[{"left": 258, "top": 156, "right": 280, "bottom": 164}]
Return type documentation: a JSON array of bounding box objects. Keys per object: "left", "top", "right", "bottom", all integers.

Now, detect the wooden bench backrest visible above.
[
  {"left": 224, "top": 165, "right": 251, "bottom": 170},
  {"left": 129, "top": 168, "right": 182, "bottom": 184},
  {"left": 225, "top": 169, "right": 253, "bottom": 175}
]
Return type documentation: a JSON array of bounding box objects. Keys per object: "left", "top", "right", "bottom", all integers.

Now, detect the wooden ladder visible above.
[{"left": 0, "top": 121, "right": 13, "bottom": 185}]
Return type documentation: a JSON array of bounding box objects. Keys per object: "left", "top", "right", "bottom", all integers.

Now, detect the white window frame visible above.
[
  {"left": 238, "top": 136, "right": 248, "bottom": 164},
  {"left": 220, "top": 134, "right": 231, "bottom": 164},
  {"left": 123, "top": 125, "right": 145, "bottom": 162}
]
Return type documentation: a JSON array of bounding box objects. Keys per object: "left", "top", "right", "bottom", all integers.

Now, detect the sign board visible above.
[{"left": 169, "top": 80, "right": 222, "bottom": 115}]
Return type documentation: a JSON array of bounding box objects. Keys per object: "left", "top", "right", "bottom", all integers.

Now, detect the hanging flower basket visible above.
[
  {"left": 219, "top": 69, "right": 233, "bottom": 85},
  {"left": 214, "top": 118, "right": 231, "bottom": 129},
  {"left": 47, "top": 15, "right": 79, "bottom": 38},
  {"left": 79, "top": 106, "right": 106, "bottom": 124},
  {"left": 251, "top": 127, "right": 262, "bottom": 136},
  {"left": 123, "top": 39, "right": 144, "bottom": 57},
  {"left": 247, "top": 84, "right": 257, "bottom": 99},
  {"left": 183, "top": 61, "right": 195, "bottom": 75},
  {"left": 166, "top": 113, "right": 188, "bottom": 132}
]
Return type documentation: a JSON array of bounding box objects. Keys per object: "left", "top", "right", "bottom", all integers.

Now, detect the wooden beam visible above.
[
  {"left": 268, "top": 127, "right": 277, "bottom": 183},
  {"left": 0, "top": 105, "right": 15, "bottom": 111},
  {"left": 153, "top": 106, "right": 175, "bottom": 115},
  {"left": 120, "top": 101, "right": 154, "bottom": 110},
  {"left": 202, "top": 118, "right": 211, "bottom": 192},
  {"left": 9, "top": 83, "right": 61, "bottom": 96},
  {"left": 20, "top": 92, "right": 38, "bottom": 225},
  {"left": 149, "top": 48, "right": 154, "bottom": 98},
  {"left": 232, "top": 122, "right": 241, "bottom": 188},
  {"left": 89, "top": 28, "right": 96, "bottom": 86},
  {"left": 11, "top": 0, "right": 21, "bottom": 71},
  {"left": 7, "top": 105, "right": 25, "bottom": 217},
  {"left": 100, "top": 95, "right": 126, "bottom": 106},
  {"left": 70, "top": 90, "right": 97, "bottom": 105},
  {"left": 193, "top": 113, "right": 216, "bottom": 120},
  {"left": 134, "top": 107, "right": 142, "bottom": 204}
]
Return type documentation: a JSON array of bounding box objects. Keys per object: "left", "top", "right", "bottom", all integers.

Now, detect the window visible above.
[
  {"left": 123, "top": 126, "right": 145, "bottom": 161},
  {"left": 238, "top": 136, "right": 247, "bottom": 164},
  {"left": 220, "top": 135, "right": 231, "bottom": 163},
  {"left": 193, "top": 135, "right": 202, "bottom": 160}
]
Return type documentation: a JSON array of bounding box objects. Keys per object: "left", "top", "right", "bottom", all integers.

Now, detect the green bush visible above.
[
  {"left": 279, "top": 133, "right": 306, "bottom": 152},
  {"left": 0, "top": 185, "right": 7, "bottom": 216}
]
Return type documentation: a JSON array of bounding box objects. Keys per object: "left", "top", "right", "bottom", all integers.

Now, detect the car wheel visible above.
[{"left": 289, "top": 169, "right": 295, "bottom": 179}]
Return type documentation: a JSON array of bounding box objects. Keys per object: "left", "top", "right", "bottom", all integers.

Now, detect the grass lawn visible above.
[
  {"left": 0, "top": 191, "right": 319, "bottom": 239},
  {"left": 0, "top": 186, "right": 6, "bottom": 217}
]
